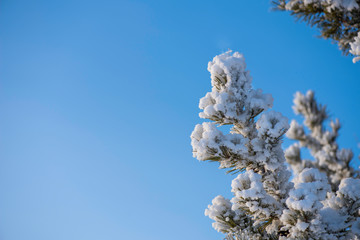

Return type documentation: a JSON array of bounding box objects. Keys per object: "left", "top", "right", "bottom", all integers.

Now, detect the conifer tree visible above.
[
  {"left": 191, "top": 51, "right": 360, "bottom": 239},
  {"left": 272, "top": 0, "right": 360, "bottom": 63}
]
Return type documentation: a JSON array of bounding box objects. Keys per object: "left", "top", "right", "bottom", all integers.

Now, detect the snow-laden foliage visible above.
[
  {"left": 285, "top": 90, "right": 359, "bottom": 191},
  {"left": 283, "top": 0, "right": 359, "bottom": 11},
  {"left": 280, "top": 168, "right": 331, "bottom": 239},
  {"left": 273, "top": 0, "right": 360, "bottom": 62},
  {"left": 350, "top": 32, "right": 360, "bottom": 63},
  {"left": 191, "top": 51, "right": 360, "bottom": 239},
  {"left": 205, "top": 195, "right": 255, "bottom": 234}
]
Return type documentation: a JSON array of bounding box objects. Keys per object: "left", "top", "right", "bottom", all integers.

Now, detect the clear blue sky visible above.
[{"left": 0, "top": 0, "right": 359, "bottom": 239}]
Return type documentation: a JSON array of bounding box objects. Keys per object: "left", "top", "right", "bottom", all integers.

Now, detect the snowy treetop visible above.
[{"left": 191, "top": 51, "right": 360, "bottom": 239}]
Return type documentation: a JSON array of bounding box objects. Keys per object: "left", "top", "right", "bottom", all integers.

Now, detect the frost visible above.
[
  {"left": 205, "top": 195, "right": 243, "bottom": 233},
  {"left": 320, "top": 207, "right": 348, "bottom": 232},
  {"left": 284, "top": 144, "right": 301, "bottom": 165},
  {"left": 285, "top": 0, "right": 359, "bottom": 11},
  {"left": 295, "top": 220, "right": 309, "bottom": 231},
  {"left": 285, "top": 90, "right": 358, "bottom": 190},
  {"left": 350, "top": 32, "right": 360, "bottom": 63},
  {"left": 286, "top": 168, "right": 329, "bottom": 212},
  {"left": 280, "top": 168, "right": 331, "bottom": 239},
  {"left": 338, "top": 178, "right": 360, "bottom": 201},
  {"left": 191, "top": 122, "right": 247, "bottom": 162},
  {"left": 191, "top": 51, "right": 360, "bottom": 239},
  {"left": 256, "top": 111, "right": 289, "bottom": 141},
  {"left": 231, "top": 170, "right": 281, "bottom": 223},
  {"left": 286, "top": 120, "right": 305, "bottom": 140},
  {"left": 278, "top": 0, "right": 360, "bottom": 63},
  {"left": 198, "top": 51, "right": 273, "bottom": 135},
  {"left": 329, "top": 0, "right": 359, "bottom": 11}
]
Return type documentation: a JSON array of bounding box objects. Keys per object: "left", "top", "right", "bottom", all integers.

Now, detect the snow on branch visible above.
[
  {"left": 191, "top": 51, "right": 360, "bottom": 239},
  {"left": 273, "top": 0, "right": 360, "bottom": 63}
]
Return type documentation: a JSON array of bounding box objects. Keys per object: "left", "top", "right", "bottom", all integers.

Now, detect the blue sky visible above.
[{"left": 0, "top": 0, "right": 359, "bottom": 239}]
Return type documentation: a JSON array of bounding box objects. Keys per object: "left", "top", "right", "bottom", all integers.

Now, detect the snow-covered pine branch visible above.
[
  {"left": 273, "top": 0, "right": 360, "bottom": 63},
  {"left": 350, "top": 32, "right": 360, "bottom": 63},
  {"left": 285, "top": 90, "right": 359, "bottom": 191},
  {"left": 191, "top": 51, "right": 360, "bottom": 239}
]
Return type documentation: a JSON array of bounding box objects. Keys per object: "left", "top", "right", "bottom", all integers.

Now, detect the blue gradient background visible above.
[{"left": 0, "top": 0, "right": 359, "bottom": 239}]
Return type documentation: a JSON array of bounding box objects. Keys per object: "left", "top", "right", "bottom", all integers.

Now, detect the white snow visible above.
[
  {"left": 338, "top": 178, "right": 360, "bottom": 201},
  {"left": 191, "top": 51, "right": 360, "bottom": 239},
  {"left": 286, "top": 0, "right": 359, "bottom": 11},
  {"left": 191, "top": 122, "right": 247, "bottom": 162},
  {"left": 256, "top": 111, "right": 289, "bottom": 140},
  {"left": 350, "top": 32, "right": 360, "bottom": 63},
  {"left": 198, "top": 51, "right": 273, "bottom": 126}
]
